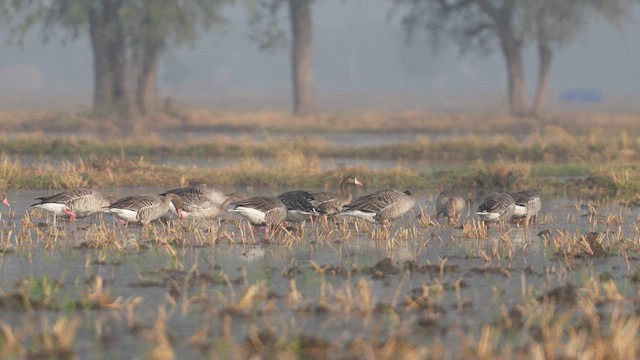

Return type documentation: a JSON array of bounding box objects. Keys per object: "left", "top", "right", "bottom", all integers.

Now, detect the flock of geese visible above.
[{"left": 0, "top": 176, "right": 541, "bottom": 237}]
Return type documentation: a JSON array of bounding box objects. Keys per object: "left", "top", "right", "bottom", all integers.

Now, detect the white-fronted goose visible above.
[
  {"left": 435, "top": 189, "right": 466, "bottom": 226},
  {"left": 228, "top": 196, "right": 287, "bottom": 238},
  {"left": 161, "top": 185, "right": 243, "bottom": 219},
  {"left": 476, "top": 192, "right": 516, "bottom": 226},
  {"left": 509, "top": 189, "right": 541, "bottom": 226},
  {"left": 276, "top": 190, "right": 320, "bottom": 224},
  {"left": 340, "top": 189, "right": 416, "bottom": 228},
  {"left": 311, "top": 176, "right": 363, "bottom": 216},
  {"left": 105, "top": 193, "right": 184, "bottom": 225},
  {"left": 31, "top": 188, "right": 112, "bottom": 220}
]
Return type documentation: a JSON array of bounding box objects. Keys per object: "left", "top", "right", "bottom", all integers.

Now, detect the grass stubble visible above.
[
  {"left": 0, "top": 194, "right": 639, "bottom": 358},
  {"left": 2, "top": 111, "right": 640, "bottom": 358}
]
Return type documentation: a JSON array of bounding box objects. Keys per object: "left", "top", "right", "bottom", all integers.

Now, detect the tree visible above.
[
  {"left": 248, "top": 0, "right": 316, "bottom": 115},
  {"left": 6, "top": 0, "right": 228, "bottom": 117},
  {"left": 394, "top": 0, "right": 635, "bottom": 116},
  {"left": 522, "top": 0, "right": 632, "bottom": 115},
  {"left": 396, "top": 0, "right": 528, "bottom": 115}
]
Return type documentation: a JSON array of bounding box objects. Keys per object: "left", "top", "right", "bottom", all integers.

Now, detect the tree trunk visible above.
[
  {"left": 88, "top": 8, "right": 112, "bottom": 114},
  {"left": 136, "top": 44, "right": 160, "bottom": 115},
  {"left": 288, "top": 0, "right": 316, "bottom": 115},
  {"left": 499, "top": 36, "right": 528, "bottom": 116},
  {"left": 531, "top": 41, "right": 552, "bottom": 116},
  {"left": 103, "top": 0, "right": 131, "bottom": 116}
]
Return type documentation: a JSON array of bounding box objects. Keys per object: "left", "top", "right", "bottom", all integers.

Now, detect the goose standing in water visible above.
[
  {"left": 106, "top": 193, "right": 184, "bottom": 225},
  {"left": 228, "top": 196, "right": 288, "bottom": 239},
  {"left": 340, "top": 189, "right": 416, "bottom": 229},
  {"left": 476, "top": 192, "right": 516, "bottom": 227},
  {"left": 30, "top": 188, "right": 112, "bottom": 221},
  {"left": 276, "top": 190, "right": 320, "bottom": 226},
  {"left": 435, "top": 189, "right": 466, "bottom": 226},
  {"left": 311, "top": 176, "right": 363, "bottom": 222},
  {"left": 161, "top": 185, "right": 243, "bottom": 220},
  {"left": 509, "top": 189, "right": 541, "bottom": 226}
]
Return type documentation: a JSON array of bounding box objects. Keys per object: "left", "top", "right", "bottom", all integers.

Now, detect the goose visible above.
[
  {"left": 161, "top": 185, "right": 243, "bottom": 219},
  {"left": 476, "top": 192, "right": 516, "bottom": 226},
  {"left": 509, "top": 189, "right": 541, "bottom": 226},
  {"left": 1, "top": 192, "right": 9, "bottom": 207},
  {"left": 311, "top": 176, "right": 363, "bottom": 218},
  {"left": 105, "top": 193, "right": 184, "bottom": 225},
  {"left": 228, "top": 196, "right": 287, "bottom": 238},
  {"left": 276, "top": 190, "right": 320, "bottom": 224},
  {"left": 435, "top": 189, "right": 466, "bottom": 226},
  {"left": 30, "top": 188, "right": 112, "bottom": 221},
  {"left": 340, "top": 189, "right": 416, "bottom": 228}
]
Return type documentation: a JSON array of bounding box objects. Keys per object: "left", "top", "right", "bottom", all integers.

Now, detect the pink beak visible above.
[
  {"left": 177, "top": 208, "right": 185, "bottom": 219},
  {"left": 2, "top": 198, "right": 9, "bottom": 207},
  {"left": 354, "top": 178, "right": 363, "bottom": 186}
]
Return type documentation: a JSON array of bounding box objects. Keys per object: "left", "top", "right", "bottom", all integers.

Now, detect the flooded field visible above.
[{"left": 1, "top": 187, "right": 639, "bottom": 358}]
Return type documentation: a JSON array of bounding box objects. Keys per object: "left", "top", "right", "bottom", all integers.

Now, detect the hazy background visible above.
[{"left": 0, "top": 0, "right": 638, "bottom": 112}]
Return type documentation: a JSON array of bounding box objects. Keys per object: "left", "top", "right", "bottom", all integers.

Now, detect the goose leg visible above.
[{"left": 62, "top": 208, "right": 77, "bottom": 221}]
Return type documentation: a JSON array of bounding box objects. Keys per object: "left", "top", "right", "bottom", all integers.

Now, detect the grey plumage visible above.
[
  {"left": 341, "top": 189, "right": 416, "bottom": 225},
  {"left": 311, "top": 176, "right": 363, "bottom": 215},
  {"left": 31, "top": 188, "right": 111, "bottom": 219},
  {"left": 510, "top": 189, "right": 541, "bottom": 225},
  {"left": 476, "top": 192, "right": 516, "bottom": 225},
  {"left": 277, "top": 190, "right": 320, "bottom": 223},
  {"left": 107, "top": 193, "right": 183, "bottom": 225},
  {"left": 229, "top": 196, "right": 288, "bottom": 227},
  {"left": 435, "top": 189, "right": 466, "bottom": 225},
  {"left": 161, "top": 185, "right": 242, "bottom": 219}
]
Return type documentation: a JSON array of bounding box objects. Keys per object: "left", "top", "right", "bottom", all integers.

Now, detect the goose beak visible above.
[
  {"left": 2, "top": 198, "right": 9, "bottom": 207},
  {"left": 177, "top": 208, "right": 185, "bottom": 219},
  {"left": 354, "top": 178, "right": 363, "bottom": 186}
]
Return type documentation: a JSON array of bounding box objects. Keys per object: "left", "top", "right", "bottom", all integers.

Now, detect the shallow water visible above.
[{"left": 1, "top": 188, "right": 639, "bottom": 358}]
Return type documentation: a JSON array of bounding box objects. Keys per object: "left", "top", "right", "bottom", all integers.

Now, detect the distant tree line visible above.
[{"left": 0, "top": 0, "right": 636, "bottom": 118}]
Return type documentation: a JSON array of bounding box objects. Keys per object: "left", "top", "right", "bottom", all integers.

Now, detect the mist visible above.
[{"left": 0, "top": 0, "right": 638, "bottom": 112}]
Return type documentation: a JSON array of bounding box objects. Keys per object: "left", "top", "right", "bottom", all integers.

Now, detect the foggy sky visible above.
[{"left": 0, "top": 0, "right": 638, "bottom": 112}]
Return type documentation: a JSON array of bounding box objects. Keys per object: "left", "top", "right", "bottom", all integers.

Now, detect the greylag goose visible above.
[
  {"left": 476, "top": 192, "right": 516, "bottom": 226},
  {"left": 1, "top": 192, "right": 9, "bottom": 207},
  {"left": 311, "top": 176, "right": 363, "bottom": 217},
  {"left": 105, "top": 193, "right": 184, "bottom": 225},
  {"left": 161, "top": 185, "right": 243, "bottom": 219},
  {"left": 340, "top": 189, "right": 416, "bottom": 228},
  {"left": 277, "top": 190, "right": 320, "bottom": 224},
  {"left": 509, "top": 189, "right": 541, "bottom": 226},
  {"left": 435, "top": 189, "right": 466, "bottom": 226},
  {"left": 228, "top": 196, "right": 287, "bottom": 238},
  {"left": 31, "top": 188, "right": 112, "bottom": 220}
]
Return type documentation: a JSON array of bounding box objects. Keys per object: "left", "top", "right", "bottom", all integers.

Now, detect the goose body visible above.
[
  {"left": 161, "top": 185, "right": 241, "bottom": 219},
  {"left": 31, "top": 188, "right": 111, "bottom": 220},
  {"left": 229, "top": 196, "right": 288, "bottom": 238},
  {"left": 509, "top": 190, "right": 541, "bottom": 225},
  {"left": 341, "top": 189, "right": 416, "bottom": 227},
  {"left": 106, "top": 193, "right": 183, "bottom": 225},
  {"left": 435, "top": 189, "right": 466, "bottom": 225},
  {"left": 476, "top": 192, "right": 516, "bottom": 225},
  {"left": 311, "top": 176, "right": 363, "bottom": 216},
  {"left": 276, "top": 190, "right": 320, "bottom": 223}
]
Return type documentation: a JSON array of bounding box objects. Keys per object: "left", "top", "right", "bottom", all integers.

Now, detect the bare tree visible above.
[
  {"left": 6, "top": 0, "right": 228, "bottom": 118},
  {"left": 523, "top": 0, "right": 632, "bottom": 115},
  {"left": 248, "top": 0, "right": 316, "bottom": 115},
  {"left": 394, "top": 0, "right": 636, "bottom": 116}
]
